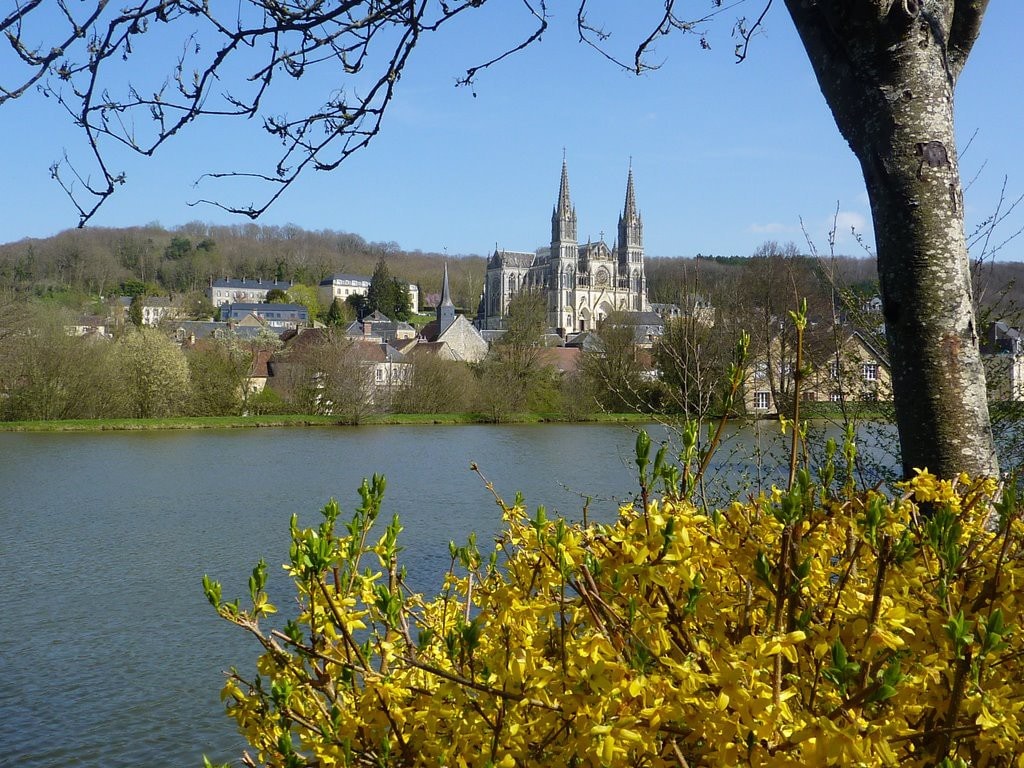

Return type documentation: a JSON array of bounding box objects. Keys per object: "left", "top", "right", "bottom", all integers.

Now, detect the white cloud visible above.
[
  {"left": 834, "top": 210, "right": 869, "bottom": 234},
  {"left": 749, "top": 222, "right": 792, "bottom": 234}
]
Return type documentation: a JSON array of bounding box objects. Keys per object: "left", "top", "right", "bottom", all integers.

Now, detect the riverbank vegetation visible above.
[
  {"left": 203, "top": 424, "right": 1024, "bottom": 767},
  {"left": 0, "top": 411, "right": 657, "bottom": 432}
]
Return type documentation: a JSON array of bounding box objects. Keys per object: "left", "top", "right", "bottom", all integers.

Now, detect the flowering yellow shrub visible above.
[{"left": 204, "top": 461, "right": 1024, "bottom": 768}]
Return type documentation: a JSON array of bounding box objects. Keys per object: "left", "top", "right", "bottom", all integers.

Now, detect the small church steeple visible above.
[{"left": 437, "top": 261, "right": 456, "bottom": 335}]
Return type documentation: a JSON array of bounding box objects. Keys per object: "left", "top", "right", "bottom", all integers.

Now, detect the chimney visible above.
[{"left": 363, "top": 321, "right": 371, "bottom": 336}]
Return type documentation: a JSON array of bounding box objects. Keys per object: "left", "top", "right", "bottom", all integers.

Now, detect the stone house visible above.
[
  {"left": 118, "top": 295, "right": 180, "bottom": 326},
  {"left": 219, "top": 302, "right": 309, "bottom": 329},
  {"left": 318, "top": 273, "right": 419, "bottom": 314},
  {"left": 745, "top": 329, "right": 892, "bottom": 415},
  {"left": 982, "top": 321, "right": 1024, "bottom": 402},
  {"left": 207, "top": 278, "right": 293, "bottom": 307},
  {"left": 343, "top": 310, "right": 416, "bottom": 344}
]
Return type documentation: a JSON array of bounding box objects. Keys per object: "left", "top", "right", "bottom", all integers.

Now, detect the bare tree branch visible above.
[
  {"left": 734, "top": 0, "right": 774, "bottom": 63},
  {"left": 575, "top": 0, "right": 738, "bottom": 74},
  {"left": 948, "top": 0, "right": 990, "bottom": 79},
  {"left": 1, "top": 1, "right": 551, "bottom": 226}
]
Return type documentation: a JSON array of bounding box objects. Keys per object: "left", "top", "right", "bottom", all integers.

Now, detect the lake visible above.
[{"left": 0, "top": 421, "right": 861, "bottom": 767}]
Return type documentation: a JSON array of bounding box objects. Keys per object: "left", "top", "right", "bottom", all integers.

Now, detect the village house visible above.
[
  {"left": 982, "top": 320, "right": 1024, "bottom": 402},
  {"left": 342, "top": 310, "right": 416, "bottom": 345},
  {"left": 318, "top": 273, "right": 419, "bottom": 314},
  {"left": 745, "top": 329, "right": 892, "bottom": 415},
  {"left": 206, "top": 278, "right": 293, "bottom": 307},
  {"left": 66, "top": 315, "right": 109, "bottom": 337},
  {"left": 118, "top": 295, "right": 180, "bottom": 326},
  {"left": 219, "top": 302, "right": 309, "bottom": 329},
  {"left": 267, "top": 327, "right": 410, "bottom": 410}
]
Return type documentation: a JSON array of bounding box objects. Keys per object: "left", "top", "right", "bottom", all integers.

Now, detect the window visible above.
[
  {"left": 754, "top": 391, "right": 772, "bottom": 410},
  {"left": 375, "top": 368, "right": 383, "bottom": 382},
  {"left": 753, "top": 362, "right": 769, "bottom": 380},
  {"left": 830, "top": 391, "right": 843, "bottom": 403},
  {"left": 828, "top": 361, "right": 840, "bottom": 379},
  {"left": 862, "top": 363, "right": 879, "bottom": 382}
]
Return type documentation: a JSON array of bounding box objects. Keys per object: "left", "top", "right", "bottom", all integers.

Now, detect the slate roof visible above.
[
  {"left": 211, "top": 278, "right": 291, "bottom": 290},
  {"left": 650, "top": 302, "right": 681, "bottom": 317},
  {"left": 318, "top": 273, "right": 371, "bottom": 286},
  {"left": 118, "top": 295, "right": 174, "bottom": 307},
  {"left": 564, "top": 331, "right": 601, "bottom": 351},
  {"left": 222, "top": 302, "right": 307, "bottom": 314},
  {"left": 490, "top": 249, "right": 536, "bottom": 269},
  {"left": 631, "top": 310, "right": 664, "bottom": 325},
  {"left": 985, "top": 320, "right": 1023, "bottom": 355},
  {"left": 420, "top": 319, "right": 440, "bottom": 342},
  {"left": 171, "top": 320, "right": 276, "bottom": 341},
  {"left": 578, "top": 241, "right": 612, "bottom": 259},
  {"left": 344, "top": 311, "right": 415, "bottom": 341}
]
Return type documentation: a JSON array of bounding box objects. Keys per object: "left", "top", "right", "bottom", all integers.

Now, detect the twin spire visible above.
[{"left": 552, "top": 157, "right": 641, "bottom": 245}]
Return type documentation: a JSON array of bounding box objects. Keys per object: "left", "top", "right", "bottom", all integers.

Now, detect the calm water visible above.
[{"left": 0, "top": 422, "right": 816, "bottom": 767}]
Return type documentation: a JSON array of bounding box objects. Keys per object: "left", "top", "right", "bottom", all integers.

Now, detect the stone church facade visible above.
[{"left": 478, "top": 161, "right": 649, "bottom": 336}]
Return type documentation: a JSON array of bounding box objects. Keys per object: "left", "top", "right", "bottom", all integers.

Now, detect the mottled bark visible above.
[{"left": 785, "top": 0, "right": 998, "bottom": 479}]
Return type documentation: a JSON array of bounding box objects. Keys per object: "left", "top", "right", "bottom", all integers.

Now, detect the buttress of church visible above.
[{"left": 478, "top": 161, "right": 649, "bottom": 336}]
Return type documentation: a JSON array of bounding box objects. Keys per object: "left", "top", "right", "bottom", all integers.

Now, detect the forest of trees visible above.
[{"left": 0, "top": 223, "right": 487, "bottom": 314}]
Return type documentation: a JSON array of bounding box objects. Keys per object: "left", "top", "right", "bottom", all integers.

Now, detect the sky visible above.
[{"left": 1, "top": 2, "right": 1022, "bottom": 261}]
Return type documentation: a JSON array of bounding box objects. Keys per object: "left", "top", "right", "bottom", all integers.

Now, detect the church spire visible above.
[
  {"left": 551, "top": 156, "right": 577, "bottom": 252},
  {"left": 623, "top": 165, "right": 639, "bottom": 224},
  {"left": 557, "top": 158, "right": 572, "bottom": 218},
  {"left": 618, "top": 163, "right": 643, "bottom": 271},
  {"left": 437, "top": 261, "right": 456, "bottom": 335},
  {"left": 440, "top": 261, "right": 454, "bottom": 308}
]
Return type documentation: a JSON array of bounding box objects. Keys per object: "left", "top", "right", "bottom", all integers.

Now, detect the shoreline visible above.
[{"left": 0, "top": 412, "right": 660, "bottom": 432}]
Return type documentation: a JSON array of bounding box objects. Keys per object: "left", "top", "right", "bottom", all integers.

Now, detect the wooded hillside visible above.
[{"left": 2, "top": 224, "right": 1022, "bottom": 321}]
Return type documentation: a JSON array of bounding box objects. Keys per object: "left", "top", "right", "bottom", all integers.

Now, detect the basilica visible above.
[{"left": 478, "top": 161, "right": 649, "bottom": 336}]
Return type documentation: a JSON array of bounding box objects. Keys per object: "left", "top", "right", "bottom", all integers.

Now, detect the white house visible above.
[
  {"left": 318, "top": 273, "right": 419, "bottom": 314},
  {"left": 207, "top": 278, "right": 292, "bottom": 307}
]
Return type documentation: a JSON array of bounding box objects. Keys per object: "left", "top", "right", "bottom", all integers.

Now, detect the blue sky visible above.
[{"left": 1, "top": 2, "right": 1022, "bottom": 260}]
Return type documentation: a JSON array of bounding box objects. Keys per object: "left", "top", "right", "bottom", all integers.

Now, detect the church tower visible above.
[
  {"left": 551, "top": 158, "right": 578, "bottom": 333},
  {"left": 617, "top": 166, "right": 647, "bottom": 311},
  {"left": 437, "top": 261, "right": 456, "bottom": 335}
]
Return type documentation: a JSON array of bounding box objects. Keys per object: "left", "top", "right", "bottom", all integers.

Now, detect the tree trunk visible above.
[{"left": 785, "top": 1, "right": 998, "bottom": 479}]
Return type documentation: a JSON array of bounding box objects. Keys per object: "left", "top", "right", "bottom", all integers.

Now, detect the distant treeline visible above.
[
  {"left": 2, "top": 223, "right": 1023, "bottom": 320},
  {"left": 0, "top": 223, "right": 485, "bottom": 311}
]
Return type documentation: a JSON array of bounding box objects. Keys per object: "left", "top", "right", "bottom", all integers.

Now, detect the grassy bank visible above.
[{"left": 0, "top": 411, "right": 657, "bottom": 432}]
